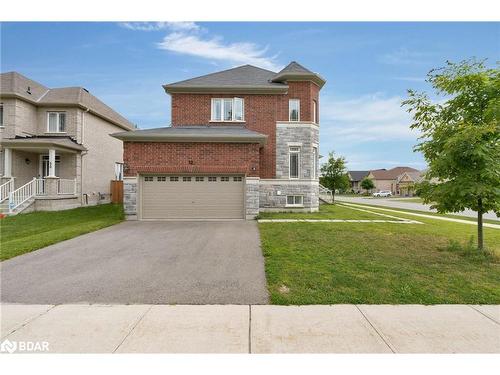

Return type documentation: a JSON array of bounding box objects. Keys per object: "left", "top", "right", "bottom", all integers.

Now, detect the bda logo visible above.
[{"left": 0, "top": 339, "right": 17, "bottom": 353}]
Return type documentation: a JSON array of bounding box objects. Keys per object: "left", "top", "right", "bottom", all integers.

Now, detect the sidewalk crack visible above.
[
  {"left": 469, "top": 305, "right": 500, "bottom": 325},
  {"left": 112, "top": 305, "right": 152, "bottom": 353},
  {"left": 1, "top": 304, "right": 56, "bottom": 340},
  {"left": 248, "top": 305, "right": 252, "bottom": 354},
  {"left": 356, "top": 305, "right": 396, "bottom": 353}
]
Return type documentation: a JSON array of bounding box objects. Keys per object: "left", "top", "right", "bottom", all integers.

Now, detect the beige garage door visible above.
[{"left": 141, "top": 175, "right": 245, "bottom": 219}]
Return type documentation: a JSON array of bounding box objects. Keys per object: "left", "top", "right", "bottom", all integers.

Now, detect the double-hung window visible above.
[
  {"left": 312, "top": 147, "right": 318, "bottom": 179},
  {"left": 289, "top": 99, "right": 300, "bottom": 121},
  {"left": 47, "top": 112, "right": 66, "bottom": 133},
  {"left": 313, "top": 99, "right": 317, "bottom": 123},
  {"left": 211, "top": 98, "right": 244, "bottom": 122},
  {"left": 286, "top": 195, "right": 303, "bottom": 207},
  {"left": 289, "top": 146, "right": 300, "bottom": 179},
  {"left": 0, "top": 104, "right": 4, "bottom": 127}
]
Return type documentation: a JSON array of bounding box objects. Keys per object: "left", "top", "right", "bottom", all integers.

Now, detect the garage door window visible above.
[
  {"left": 170, "top": 177, "right": 179, "bottom": 182},
  {"left": 208, "top": 177, "right": 217, "bottom": 182},
  {"left": 233, "top": 176, "right": 242, "bottom": 182},
  {"left": 183, "top": 177, "right": 191, "bottom": 182},
  {"left": 144, "top": 176, "right": 153, "bottom": 182},
  {"left": 196, "top": 176, "right": 204, "bottom": 182},
  {"left": 221, "top": 177, "right": 230, "bottom": 182},
  {"left": 157, "top": 176, "right": 166, "bottom": 182}
]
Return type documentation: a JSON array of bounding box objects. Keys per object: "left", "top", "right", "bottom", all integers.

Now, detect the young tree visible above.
[
  {"left": 403, "top": 59, "right": 500, "bottom": 250},
  {"left": 320, "top": 152, "right": 348, "bottom": 203},
  {"left": 360, "top": 177, "right": 375, "bottom": 194}
]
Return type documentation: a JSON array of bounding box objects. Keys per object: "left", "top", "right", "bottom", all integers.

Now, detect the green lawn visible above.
[
  {"left": 342, "top": 201, "right": 500, "bottom": 225},
  {"left": 1, "top": 204, "right": 124, "bottom": 261},
  {"left": 259, "top": 204, "right": 500, "bottom": 305},
  {"left": 392, "top": 197, "right": 424, "bottom": 203},
  {"left": 258, "top": 203, "right": 400, "bottom": 220}
]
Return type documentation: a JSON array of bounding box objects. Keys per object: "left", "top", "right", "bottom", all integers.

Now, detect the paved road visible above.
[
  {"left": 0, "top": 221, "right": 269, "bottom": 305},
  {"left": 1, "top": 304, "right": 498, "bottom": 353},
  {"left": 336, "top": 196, "right": 499, "bottom": 221}
]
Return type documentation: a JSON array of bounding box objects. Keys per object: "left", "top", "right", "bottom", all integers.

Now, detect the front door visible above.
[{"left": 40, "top": 155, "right": 60, "bottom": 177}]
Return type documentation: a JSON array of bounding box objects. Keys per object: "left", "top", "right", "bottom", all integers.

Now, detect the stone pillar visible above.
[
  {"left": 123, "top": 176, "right": 138, "bottom": 220},
  {"left": 48, "top": 148, "right": 57, "bottom": 177},
  {"left": 245, "top": 177, "right": 260, "bottom": 220},
  {"left": 4, "top": 148, "right": 12, "bottom": 178},
  {"left": 44, "top": 176, "right": 59, "bottom": 196}
]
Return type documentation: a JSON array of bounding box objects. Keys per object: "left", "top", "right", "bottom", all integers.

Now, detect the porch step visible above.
[{"left": 0, "top": 198, "right": 34, "bottom": 216}]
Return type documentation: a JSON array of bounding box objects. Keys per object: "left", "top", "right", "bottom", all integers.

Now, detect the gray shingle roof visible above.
[
  {"left": 272, "top": 61, "right": 326, "bottom": 88},
  {"left": 0, "top": 136, "right": 87, "bottom": 151},
  {"left": 112, "top": 125, "right": 267, "bottom": 145},
  {"left": 348, "top": 170, "right": 370, "bottom": 182},
  {"left": 277, "top": 61, "right": 314, "bottom": 74},
  {"left": 0, "top": 72, "right": 135, "bottom": 130},
  {"left": 164, "top": 65, "right": 287, "bottom": 93}
]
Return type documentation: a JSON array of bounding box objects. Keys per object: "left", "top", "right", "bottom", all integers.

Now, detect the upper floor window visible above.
[
  {"left": 211, "top": 98, "right": 244, "bottom": 122},
  {"left": 289, "top": 99, "right": 300, "bottom": 122},
  {"left": 313, "top": 99, "right": 318, "bottom": 123},
  {"left": 289, "top": 146, "right": 301, "bottom": 179},
  {"left": 47, "top": 112, "right": 66, "bottom": 133},
  {"left": 0, "top": 104, "right": 3, "bottom": 127},
  {"left": 312, "top": 147, "right": 318, "bottom": 179}
]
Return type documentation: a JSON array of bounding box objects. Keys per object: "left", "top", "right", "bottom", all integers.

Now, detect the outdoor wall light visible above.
[{"left": 25, "top": 158, "right": 31, "bottom": 165}]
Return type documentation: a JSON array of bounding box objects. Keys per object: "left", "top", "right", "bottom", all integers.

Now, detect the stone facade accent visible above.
[
  {"left": 123, "top": 176, "right": 138, "bottom": 220},
  {"left": 259, "top": 179, "right": 319, "bottom": 212},
  {"left": 275, "top": 123, "right": 319, "bottom": 179},
  {"left": 245, "top": 177, "right": 260, "bottom": 219}
]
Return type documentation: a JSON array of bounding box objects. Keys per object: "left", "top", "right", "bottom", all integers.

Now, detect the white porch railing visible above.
[
  {"left": 8, "top": 177, "right": 37, "bottom": 213},
  {"left": 319, "top": 184, "right": 334, "bottom": 204},
  {"left": 58, "top": 178, "right": 77, "bottom": 195},
  {"left": 35, "top": 178, "right": 46, "bottom": 195},
  {"left": 0, "top": 178, "right": 15, "bottom": 203}
]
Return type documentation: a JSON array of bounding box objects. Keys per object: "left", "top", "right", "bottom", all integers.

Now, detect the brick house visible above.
[
  {"left": 367, "top": 166, "right": 421, "bottom": 195},
  {"left": 112, "top": 62, "right": 326, "bottom": 220}
]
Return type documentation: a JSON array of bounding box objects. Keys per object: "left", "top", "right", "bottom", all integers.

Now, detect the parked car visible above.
[{"left": 373, "top": 190, "right": 392, "bottom": 197}]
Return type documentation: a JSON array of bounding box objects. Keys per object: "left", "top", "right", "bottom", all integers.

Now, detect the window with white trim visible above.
[
  {"left": 47, "top": 112, "right": 66, "bottom": 133},
  {"left": 211, "top": 98, "right": 244, "bottom": 122},
  {"left": 312, "top": 147, "right": 318, "bottom": 179},
  {"left": 289, "top": 99, "right": 300, "bottom": 121},
  {"left": 208, "top": 176, "right": 217, "bottom": 182},
  {"left": 144, "top": 176, "right": 153, "bottom": 182},
  {"left": 221, "top": 176, "right": 230, "bottom": 182},
  {"left": 183, "top": 176, "right": 191, "bottom": 182},
  {"left": 289, "top": 146, "right": 300, "bottom": 179},
  {"left": 286, "top": 195, "right": 303, "bottom": 207},
  {"left": 0, "top": 104, "right": 4, "bottom": 127},
  {"left": 313, "top": 99, "right": 318, "bottom": 123}
]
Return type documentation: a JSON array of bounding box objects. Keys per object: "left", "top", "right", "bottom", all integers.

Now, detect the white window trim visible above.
[
  {"left": 210, "top": 98, "right": 245, "bottom": 122},
  {"left": 286, "top": 195, "right": 304, "bottom": 207},
  {"left": 0, "top": 104, "right": 4, "bottom": 128},
  {"left": 289, "top": 146, "right": 301, "bottom": 179},
  {"left": 312, "top": 147, "right": 318, "bottom": 179},
  {"left": 289, "top": 99, "right": 300, "bottom": 122},
  {"left": 46, "top": 112, "right": 67, "bottom": 133},
  {"left": 313, "top": 99, "right": 317, "bottom": 124}
]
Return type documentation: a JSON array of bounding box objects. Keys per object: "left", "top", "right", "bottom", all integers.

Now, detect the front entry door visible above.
[{"left": 40, "top": 155, "right": 60, "bottom": 177}]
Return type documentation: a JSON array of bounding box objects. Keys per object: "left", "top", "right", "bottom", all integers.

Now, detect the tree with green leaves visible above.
[
  {"left": 320, "top": 152, "right": 348, "bottom": 203},
  {"left": 403, "top": 59, "right": 500, "bottom": 250},
  {"left": 360, "top": 177, "right": 375, "bottom": 194}
]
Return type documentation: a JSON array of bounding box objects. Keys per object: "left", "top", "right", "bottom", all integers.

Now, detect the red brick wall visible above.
[
  {"left": 169, "top": 81, "right": 320, "bottom": 178},
  {"left": 123, "top": 142, "right": 260, "bottom": 177}
]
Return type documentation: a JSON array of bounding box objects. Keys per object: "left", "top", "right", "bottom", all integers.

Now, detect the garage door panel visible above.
[{"left": 141, "top": 176, "right": 244, "bottom": 219}]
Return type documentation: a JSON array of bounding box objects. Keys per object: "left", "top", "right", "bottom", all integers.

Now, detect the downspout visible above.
[{"left": 81, "top": 107, "right": 90, "bottom": 204}]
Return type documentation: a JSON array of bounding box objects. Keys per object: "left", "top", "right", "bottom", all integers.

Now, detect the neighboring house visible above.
[
  {"left": 112, "top": 62, "right": 326, "bottom": 220},
  {"left": 367, "top": 166, "right": 420, "bottom": 195},
  {"left": 0, "top": 72, "right": 134, "bottom": 214},
  {"left": 347, "top": 170, "right": 370, "bottom": 193},
  {"left": 396, "top": 171, "right": 424, "bottom": 197}
]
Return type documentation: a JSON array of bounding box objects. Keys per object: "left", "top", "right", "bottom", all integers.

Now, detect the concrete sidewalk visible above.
[{"left": 1, "top": 304, "right": 499, "bottom": 353}]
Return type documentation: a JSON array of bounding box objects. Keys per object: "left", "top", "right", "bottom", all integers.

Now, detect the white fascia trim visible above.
[
  {"left": 287, "top": 142, "right": 303, "bottom": 146},
  {"left": 124, "top": 176, "right": 138, "bottom": 183}
]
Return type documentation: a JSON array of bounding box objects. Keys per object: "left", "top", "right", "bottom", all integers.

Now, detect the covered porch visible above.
[{"left": 0, "top": 137, "right": 86, "bottom": 214}]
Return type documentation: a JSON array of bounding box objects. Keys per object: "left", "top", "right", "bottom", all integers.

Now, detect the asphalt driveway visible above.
[{"left": 1, "top": 221, "right": 269, "bottom": 305}]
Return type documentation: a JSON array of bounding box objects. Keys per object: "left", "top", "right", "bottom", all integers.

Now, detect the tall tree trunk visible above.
[
  {"left": 332, "top": 184, "right": 335, "bottom": 203},
  {"left": 478, "top": 198, "right": 484, "bottom": 251}
]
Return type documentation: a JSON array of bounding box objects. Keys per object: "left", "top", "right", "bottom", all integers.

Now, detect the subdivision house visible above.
[
  {"left": 112, "top": 62, "right": 326, "bottom": 220},
  {"left": 347, "top": 170, "right": 370, "bottom": 193},
  {"left": 367, "top": 166, "right": 420, "bottom": 195},
  {"left": 0, "top": 72, "right": 134, "bottom": 214}
]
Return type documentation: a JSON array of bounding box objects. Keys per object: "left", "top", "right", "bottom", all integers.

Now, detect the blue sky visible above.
[{"left": 1, "top": 22, "right": 498, "bottom": 170}]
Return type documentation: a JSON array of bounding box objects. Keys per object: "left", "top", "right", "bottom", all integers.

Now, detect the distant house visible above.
[
  {"left": 396, "top": 171, "right": 424, "bottom": 196},
  {"left": 367, "top": 166, "right": 420, "bottom": 195},
  {"left": 347, "top": 170, "right": 370, "bottom": 193}
]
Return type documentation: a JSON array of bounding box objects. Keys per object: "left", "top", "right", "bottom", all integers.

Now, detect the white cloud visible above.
[
  {"left": 157, "top": 30, "right": 280, "bottom": 71},
  {"left": 120, "top": 22, "right": 199, "bottom": 32},
  {"left": 379, "top": 47, "right": 433, "bottom": 65},
  {"left": 320, "top": 93, "right": 420, "bottom": 144}
]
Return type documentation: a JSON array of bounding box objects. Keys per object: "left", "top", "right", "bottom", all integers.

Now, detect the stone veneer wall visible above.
[
  {"left": 123, "top": 176, "right": 138, "bottom": 219},
  {"left": 245, "top": 177, "right": 260, "bottom": 219},
  {"left": 259, "top": 180, "right": 319, "bottom": 212},
  {"left": 275, "top": 123, "right": 319, "bottom": 179}
]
